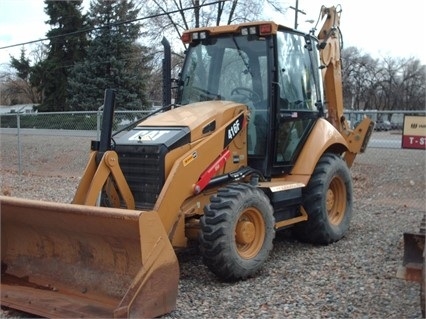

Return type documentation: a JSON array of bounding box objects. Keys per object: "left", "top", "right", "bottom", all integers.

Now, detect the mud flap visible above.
[{"left": 0, "top": 196, "right": 179, "bottom": 318}]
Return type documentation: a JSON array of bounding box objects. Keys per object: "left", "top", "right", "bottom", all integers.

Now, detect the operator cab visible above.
[{"left": 177, "top": 22, "right": 324, "bottom": 179}]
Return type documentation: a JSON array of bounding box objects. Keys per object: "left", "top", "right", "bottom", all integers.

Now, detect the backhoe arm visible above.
[
  {"left": 317, "top": 6, "right": 374, "bottom": 166},
  {"left": 318, "top": 5, "right": 345, "bottom": 133}
]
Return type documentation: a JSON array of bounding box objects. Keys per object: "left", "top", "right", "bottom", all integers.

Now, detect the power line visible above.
[{"left": 0, "top": 0, "right": 225, "bottom": 50}]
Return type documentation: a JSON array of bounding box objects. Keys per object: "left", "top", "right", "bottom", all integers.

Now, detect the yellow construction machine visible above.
[{"left": 1, "top": 5, "right": 373, "bottom": 318}]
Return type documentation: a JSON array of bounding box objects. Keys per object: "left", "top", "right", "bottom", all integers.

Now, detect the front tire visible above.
[
  {"left": 294, "top": 153, "right": 353, "bottom": 244},
  {"left": 200, "top": 184, "right": 275, "bottom": 281}
]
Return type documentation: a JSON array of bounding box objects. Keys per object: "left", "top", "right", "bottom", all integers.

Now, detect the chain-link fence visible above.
[
  {"left": 1, "top": 109, "right": 151, "bottom": 134},
  {"left": 1, "top": 110, "right": 152, "bottom": 175},
  {"left": 1, "top": 109, "right": 425, "bottom": 174}
]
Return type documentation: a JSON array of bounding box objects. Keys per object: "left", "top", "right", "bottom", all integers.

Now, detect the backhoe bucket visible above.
[
  {"left": 396, "top": 231, "right": 425, "bottom": 282},
  {"left": 1, "top": 196, "right": 179, "bottom": 318}
]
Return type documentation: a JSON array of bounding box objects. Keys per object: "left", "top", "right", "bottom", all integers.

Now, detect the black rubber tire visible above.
[
  {"left": 294, "top": 153, "right": 353, "bottom": 245},
  {"left": 200, "top": 183, "right": 275, "bottom": 281}
]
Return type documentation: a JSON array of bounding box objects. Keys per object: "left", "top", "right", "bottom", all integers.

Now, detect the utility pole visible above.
[{"left": 289, "top": 0, "right": 306, "bottom": 29}]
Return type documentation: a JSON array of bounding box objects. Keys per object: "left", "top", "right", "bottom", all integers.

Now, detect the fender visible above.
[{"left": 286, "top": 118, "right": 348, "bottom": 185}]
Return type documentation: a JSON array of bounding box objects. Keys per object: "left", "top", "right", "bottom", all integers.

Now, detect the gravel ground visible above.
[{"left": 1, "top": 131, "right": 425, "bottom": 318}]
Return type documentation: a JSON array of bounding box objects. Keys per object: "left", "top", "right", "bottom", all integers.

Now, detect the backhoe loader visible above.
[{"left": 1, "top": 5, "right": 373, "bottom": 318}]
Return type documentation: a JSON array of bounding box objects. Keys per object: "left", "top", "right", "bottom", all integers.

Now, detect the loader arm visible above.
[
  {"left": 72, "top": 150, "right": 135, "bottom": 209},
  {"left": 72, "top": 89, "right": 136, "bottom": 209}
]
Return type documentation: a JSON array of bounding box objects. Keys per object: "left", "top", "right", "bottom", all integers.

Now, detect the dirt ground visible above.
[{"left": 0, "top": 130, "right": 425, "bottom": 318}]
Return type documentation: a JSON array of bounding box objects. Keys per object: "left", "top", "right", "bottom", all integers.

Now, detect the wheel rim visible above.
[
  {"left": 235, "top": 208, "right": 265, "bottom": 259},
  {"left": 326, "top": 176, "right": 346, "bottom": 225}
]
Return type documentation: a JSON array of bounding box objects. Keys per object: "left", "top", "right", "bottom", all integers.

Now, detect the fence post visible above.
[
  {"left": 97, "top": 108, "right": 101, "bottom": 140},
  {"left": 16, "top": 112, "right": 22, "bottom": 175}
]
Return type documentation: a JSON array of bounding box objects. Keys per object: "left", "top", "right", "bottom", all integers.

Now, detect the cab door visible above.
[{"left": 271, "top": 31, "right": 323, "bottom": 175}]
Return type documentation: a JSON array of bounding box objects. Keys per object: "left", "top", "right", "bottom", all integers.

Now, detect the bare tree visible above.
[
  {"left": 0, "top": 73, "right": 39, "bottom": 105},
  {"left": 341, "top": 47, "right": 380, "bottom": 110},
  {"left": 399, "top": 58, "right": 426, "bottom": 110},
  {"left": 141, "top": 0, "right": 286, "bottom": 50},
  {"left": 342, "top": 47, "right": 426, "bottom": 113},
  {"left": 377, "top": 57, "right": 403, "bottom": 114},
  {"left": 143, "top": 45, "right": 185, "bottom": 104}
]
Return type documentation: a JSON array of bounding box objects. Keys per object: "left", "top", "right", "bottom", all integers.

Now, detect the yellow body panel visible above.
[
  {"left": 153, "top": 104, "right": 248, "bottom": 241},
  {"left": 284, "top": 118, "right": 347, "bottom": 185}
]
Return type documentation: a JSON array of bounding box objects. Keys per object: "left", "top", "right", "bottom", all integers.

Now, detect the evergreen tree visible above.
[
  {"left": 8, "top": 47, "right": 40, "bottom": 104},
  {"left": 67, "top": 0, "right": 151, "bottom": 111},
  {"left": 10, "top": 47, "right": 31, "bottom": 80},
  {"left": 35, "top": 0, "right": 87, "bottom": 111}
]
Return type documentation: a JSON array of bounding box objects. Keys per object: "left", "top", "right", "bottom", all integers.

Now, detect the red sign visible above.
[
  {"left": 402, "top": 135, "right": 426, "bottom": 149},
  {"left": 402, "top": 115, "right": 426, "bottom": 150}
]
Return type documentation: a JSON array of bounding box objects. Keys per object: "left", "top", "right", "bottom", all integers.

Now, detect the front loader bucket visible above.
[{"left": 0, "top": 196, "right": 179, "bottom": 318}]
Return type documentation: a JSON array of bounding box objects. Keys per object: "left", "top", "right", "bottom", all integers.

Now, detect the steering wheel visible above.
[
  {"left": 190, "top": 86, "right": 222, "bottom": 101},
  {"left": 191, "top": 86, "right": 210, "bottom": 95},
  {"left": 231, "top": 87, "right": 261, "bottom": 103}
]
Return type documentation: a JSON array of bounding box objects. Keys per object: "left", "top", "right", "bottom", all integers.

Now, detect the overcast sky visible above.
[
  {"left": 264, "top": 0, "right": 426, "bottom": 63},
  {"left": 0, "top": 0, "right": 425, "bottom": 70}
]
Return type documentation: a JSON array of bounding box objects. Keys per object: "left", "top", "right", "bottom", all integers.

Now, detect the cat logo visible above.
[{"left": 183, "top": 151, "right": 198, "bottom": 166}]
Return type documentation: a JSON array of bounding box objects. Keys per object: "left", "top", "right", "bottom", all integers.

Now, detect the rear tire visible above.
[
  {"left": 200, "top": 183, "right": 275, "bottom": 281},
  {"left": 294, "top": 153, "right": 353, "bottom": 244}
]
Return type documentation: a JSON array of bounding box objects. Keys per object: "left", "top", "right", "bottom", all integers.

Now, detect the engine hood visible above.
[{"left": 139, "top": 100, "right": 247, "bottom": 142}]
